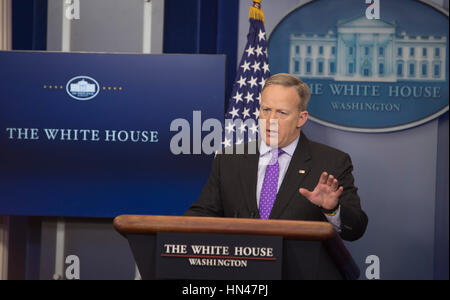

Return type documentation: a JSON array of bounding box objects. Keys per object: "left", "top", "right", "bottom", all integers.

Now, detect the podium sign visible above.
[
  {"left": 114, "top": 215, "right": 360, "bottom": 280},
  {"left": 155, "top": 232, "right": 283, "bottom": 280}
]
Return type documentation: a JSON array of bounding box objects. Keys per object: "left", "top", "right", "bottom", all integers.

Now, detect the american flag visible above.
[{"left": 223, "top": 4, "right": 270, "bottom": 147}]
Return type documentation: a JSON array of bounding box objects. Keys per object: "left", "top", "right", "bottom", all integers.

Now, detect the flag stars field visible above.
[{"left": 224, "top": 1, "right": 270, "bottom": 145}]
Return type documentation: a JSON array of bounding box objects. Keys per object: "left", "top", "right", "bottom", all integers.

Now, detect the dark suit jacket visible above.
[{"left": 184, "top": 132, "right": 368, "bottom": 241}]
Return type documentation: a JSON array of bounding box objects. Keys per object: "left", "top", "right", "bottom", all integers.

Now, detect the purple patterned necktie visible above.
[{"left": 259, "top": 149, "right": 284, "bottom": 219}]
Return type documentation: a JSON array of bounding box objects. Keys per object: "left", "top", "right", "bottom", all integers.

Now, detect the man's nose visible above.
[
  {"left": 267, "top": 118, "right": 278, "bottom": 129},
  {"left": 269, "top": 111, "right": 278, "bottom": 120}
]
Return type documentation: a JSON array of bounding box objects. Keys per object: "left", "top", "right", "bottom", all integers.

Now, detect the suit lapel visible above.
[
  {"left": 239, "top": 142, "right": 260, "bottom": 217},
  {"left": 269, "top": 132, "right": 312, "bottom": 219}
]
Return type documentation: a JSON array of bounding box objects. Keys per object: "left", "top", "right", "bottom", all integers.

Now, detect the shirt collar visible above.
[{"left": 259, "top": 134, "right": 300, "bottom": 158}]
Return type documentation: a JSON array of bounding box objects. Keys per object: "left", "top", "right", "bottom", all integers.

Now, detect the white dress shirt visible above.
[{"left": 256, "top": 135, "right": 341, "bottom": 232}]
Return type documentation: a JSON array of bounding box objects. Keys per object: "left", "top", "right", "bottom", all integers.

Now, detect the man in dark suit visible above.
[{"left": 185, "top": 73, "right": 368, "bottom": 242}]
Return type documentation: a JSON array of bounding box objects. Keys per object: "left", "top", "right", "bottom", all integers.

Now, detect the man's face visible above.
[{"left": 259, "top": 84, "right": 308, "bottom": 148}]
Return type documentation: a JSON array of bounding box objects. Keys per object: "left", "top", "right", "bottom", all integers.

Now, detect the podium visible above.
[{"left": 113, "top": 215, "right": 360, "bottom": 280}]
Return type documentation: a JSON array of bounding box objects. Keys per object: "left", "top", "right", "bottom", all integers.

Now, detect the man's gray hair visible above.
[{"left": 262, "top": 73, "right": 311, "bottom": 111}]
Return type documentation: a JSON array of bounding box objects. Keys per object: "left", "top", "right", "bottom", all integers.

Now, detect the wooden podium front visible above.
[{"left": 114, "top": 215, "right": 360, "bottom": 280}]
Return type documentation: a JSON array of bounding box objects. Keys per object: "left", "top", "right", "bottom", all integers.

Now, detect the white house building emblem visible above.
[
  {"left": 66, "top": 76, "right": 100, "bottom": 101},
  {"left": 268, "top": 0, "right": 449, "bottom": 132},
  {"left": 289, "top": 16, "right": 446, "bottom": 83}
]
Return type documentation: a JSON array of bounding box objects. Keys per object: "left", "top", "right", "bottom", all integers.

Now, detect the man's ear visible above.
[{"left": 297, "top": 111, "right": 309, "bottom": 128}]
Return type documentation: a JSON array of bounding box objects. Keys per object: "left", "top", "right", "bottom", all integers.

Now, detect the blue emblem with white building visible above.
[
  {"left": 66, "top": 76, "right": 100, "bottom": 101},
  {"left": 269, "top": 0, "right": 449, "bottom": 132}
]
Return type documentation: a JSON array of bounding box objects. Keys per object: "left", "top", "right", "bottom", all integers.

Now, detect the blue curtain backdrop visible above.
[
  {"left": 9, "top": 0, "right": 48, "bottom": 280},
  {"left": 12, "top": 0, "right": 48, "bottom": 50},
  {"left": 164, "top": 0, "right": 239, "bottom": 113}
]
